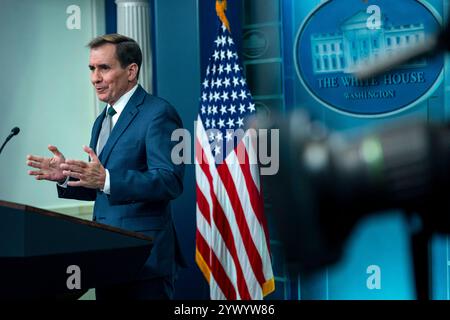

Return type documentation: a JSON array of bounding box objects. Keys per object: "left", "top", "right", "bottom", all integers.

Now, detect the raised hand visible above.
[
  {"left": 60, "top": 145, "right": 106, "bottom": 190},
  {"left": 27, "top": 145, "right": 66, "bottom": 183}
]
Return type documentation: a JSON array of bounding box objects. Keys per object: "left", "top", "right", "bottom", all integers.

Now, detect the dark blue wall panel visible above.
[
  {"left": 105, "top": 0, "right": 117, "bottom": 34},
  {"left": 153, "top": 0, "right": 207, "bottom": 299}
]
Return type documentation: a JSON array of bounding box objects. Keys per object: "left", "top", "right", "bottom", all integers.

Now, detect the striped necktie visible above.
[{"left": 97, "top": 106, "right": 117, "bottom": 155}]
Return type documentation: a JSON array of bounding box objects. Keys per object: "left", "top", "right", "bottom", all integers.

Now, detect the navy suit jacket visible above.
[{"left": 58, "top": 85, "right": 185, "bottom": 280}]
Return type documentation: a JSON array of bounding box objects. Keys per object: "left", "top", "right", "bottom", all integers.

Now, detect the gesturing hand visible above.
[
  {"left": 60, "top": 145, "right": 106, "bottom": 190},
  {"left": 27, "top": 145, "right": 66, "bottom": 183}
]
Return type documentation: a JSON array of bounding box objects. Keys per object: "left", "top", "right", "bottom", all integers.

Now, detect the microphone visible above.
[{"left": 0, "top": 127, "right": 20, "bottom": 154}]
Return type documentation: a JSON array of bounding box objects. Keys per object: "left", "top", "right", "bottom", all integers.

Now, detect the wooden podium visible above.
[{"left": 0, "top": 200, "right": 153, "bottom": 300}]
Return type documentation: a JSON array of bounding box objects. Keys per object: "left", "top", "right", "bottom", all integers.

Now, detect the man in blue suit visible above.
[{"left": 26, "top": 34, "right": 185, "bottom": 299}]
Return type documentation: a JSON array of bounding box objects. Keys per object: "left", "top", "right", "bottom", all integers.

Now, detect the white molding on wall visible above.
[
  {"left": 91, "top": 0, "right": 106, "bottom": 117},
  {"left": 115, "top": 0, "right": 153, "bottom": 94}
]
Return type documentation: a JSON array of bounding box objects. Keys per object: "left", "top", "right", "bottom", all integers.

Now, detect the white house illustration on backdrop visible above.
[{"left": 310, "top": 10, "right": 427, "bottom": 74}]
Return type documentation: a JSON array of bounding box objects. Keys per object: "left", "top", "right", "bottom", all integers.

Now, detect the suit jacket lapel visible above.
[
  {"left": 91, "top": 108, "right": 107, "bottom": 151},
  {"left": 98, "top": 85, "right": 146, "bottom": 165}
]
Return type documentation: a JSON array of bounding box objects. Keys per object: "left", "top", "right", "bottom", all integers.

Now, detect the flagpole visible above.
[{"left": 216, "top": 0, "right": 231, "bottom": 32}]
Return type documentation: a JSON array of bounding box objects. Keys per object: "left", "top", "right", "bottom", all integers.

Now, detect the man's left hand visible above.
[{"left": 60, "top": 145, "right": 106, "bottom": 189}]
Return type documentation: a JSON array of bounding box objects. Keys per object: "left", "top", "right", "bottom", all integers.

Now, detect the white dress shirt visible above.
[
  {"left": 59, "top": 84, "right": 139, "bottom": 194},
  {"left": 100, "top": 84, "right": 138, "bottom": 194}
]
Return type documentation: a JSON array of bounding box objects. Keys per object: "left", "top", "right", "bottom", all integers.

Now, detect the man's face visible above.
[{"left": 89, "top": 43, "right": 132, "bottom": 106}]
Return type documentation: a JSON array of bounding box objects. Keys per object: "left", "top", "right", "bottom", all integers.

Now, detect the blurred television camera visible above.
[
  {"left": 259, "top": 17, "right": 450, "bottom": 299},
  {"left": 262, "top": 112, "right": 450, "bottom": 271},
  {"left": 259, "top": 111, "right": 450, "bottom": 299}
]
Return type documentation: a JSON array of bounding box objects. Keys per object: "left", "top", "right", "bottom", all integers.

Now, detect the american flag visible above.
[{"left": 195, "top": 23, "right": 275, "bottom": 300}]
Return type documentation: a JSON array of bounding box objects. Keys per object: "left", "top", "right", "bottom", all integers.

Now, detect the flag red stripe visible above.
[
  {"left": 196, "top": 138, "right": 252, "bottom": 299},
  {"left": 210, "top": 189, "right": 252, "bottom": 299},
  {"left": 216, "top": 162, "right": 267, "bottom": 287},
  {"left": 238, "top": 146, "right": 271, "bottom": 253},
  {"left": 237, "top": 145, "right": 264, "bottom": 224},
  {"left": 196, "top": 184, "right": 211, "bottom": 225},
  {"left": 197, "top": 229, "right": 236, "bottom": 299},
  {"left": 196, "top": 229, "right": 211, "bottom": 269}
]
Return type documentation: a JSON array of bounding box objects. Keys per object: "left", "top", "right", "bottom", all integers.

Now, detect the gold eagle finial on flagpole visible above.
[{"left": 216, "top": 0, "right": 231, "bottom": 32}]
